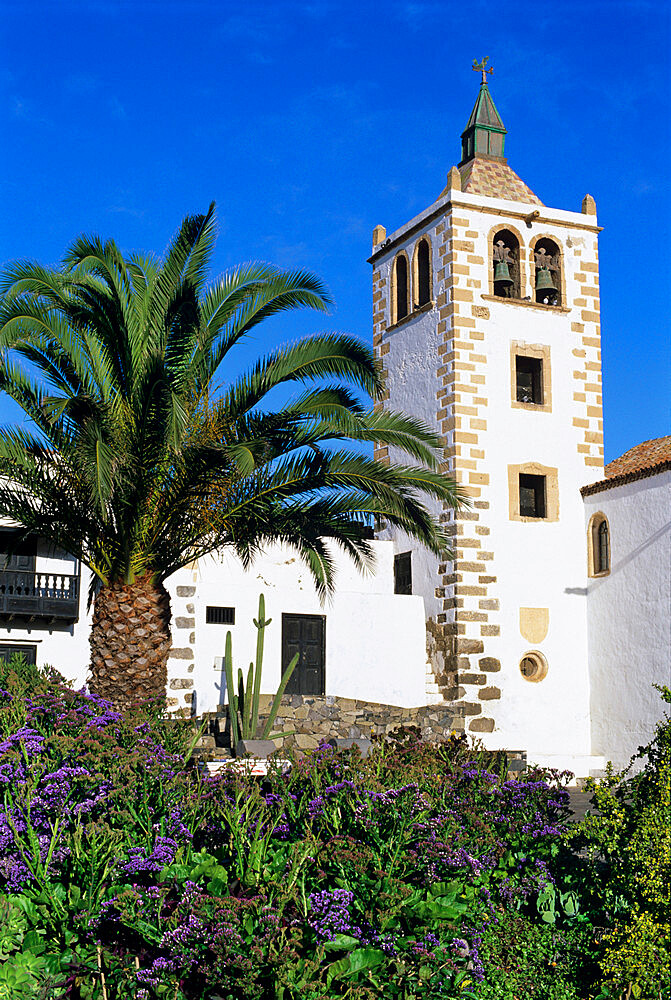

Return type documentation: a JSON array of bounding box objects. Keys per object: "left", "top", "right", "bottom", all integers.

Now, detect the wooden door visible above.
[{"left": 282, "top": 614, "right": 325, "bottom": 695}]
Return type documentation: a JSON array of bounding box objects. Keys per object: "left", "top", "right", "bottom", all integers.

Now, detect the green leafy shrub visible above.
[
  {"left": 0, "top": 653, "right": 65, "bottom": 700},
  {"left": 476, "top": 909, "right": 593, "bottom": 1000},
  {"left": 565, "top": 687, "right": 671, "bottom": 999}
]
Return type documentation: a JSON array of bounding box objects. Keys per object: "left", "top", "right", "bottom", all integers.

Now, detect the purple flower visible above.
[
  {"left": 119, "top": 836, "right": 179, "bottom": 877},
  {"left": 451, "top": 937, "right": 468, "bottom": 955},
  {"left": 307, "top": 888, "right": 358, "bottom": 942},
  {"left": 0, "top": 727, "right": 45, "bottom": 758}
]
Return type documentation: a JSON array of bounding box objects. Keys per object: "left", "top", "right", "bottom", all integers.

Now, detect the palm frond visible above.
[
  {"left": 0, "top": 205, "right": 463, "bottom": 595},
  {"left": 192, "top": 265, "right": 333, "bottom": 387},
  {"left": 218, "top": 334, "right": 382, "bottom": 423}
]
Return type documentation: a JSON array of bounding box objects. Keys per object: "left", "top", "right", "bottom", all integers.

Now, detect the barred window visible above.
[
  {"left": 588, "top": 514, "right": 610, "bottom": 576},
  {"left": 206, "top": 606, "right": 235, "bottom": 625}
]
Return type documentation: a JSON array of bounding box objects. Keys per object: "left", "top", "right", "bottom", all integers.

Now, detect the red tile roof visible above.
[
  {"left": 605, "top": 435, "right": 671, "bottom": 478},
  {"left": 581, "top": 435, "right": 671, "bottom": 496}
]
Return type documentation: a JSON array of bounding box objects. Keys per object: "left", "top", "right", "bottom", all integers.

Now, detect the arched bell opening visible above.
[
  {"left": 392, "top": 252, "right": 410, "bottom": 324},
  {"left": 534, "top": 237, "right": 561, "bottom": 306},
  {"left": 492, "top": 229, "right": 520, "bottom": 299},
  {"left": 413, "top": 238, "right": 432, "bottom": 309}
]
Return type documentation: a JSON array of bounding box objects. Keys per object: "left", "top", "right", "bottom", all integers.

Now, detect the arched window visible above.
[
  {"left": 414, "top": 238, "right": 431, "bottom": 308},
  {"left": 393, "top": 253, "right": 409, "bottom": 323},
  {"left": 492, "top": 229, "right": 520, "bottom": 299},
  {"left": 588, "top": 513, "right": 610, "bottom": 576},
  {"left": 534, "top": 238, "right": 561, "bottom": 306}
]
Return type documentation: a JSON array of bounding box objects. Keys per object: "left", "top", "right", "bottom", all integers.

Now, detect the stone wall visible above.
[
  {"left": 241, "top": 694, "right": 465, "bottom": 752},
  {"left": 166, "top": 583, "right": 197, "bottom": 715}
]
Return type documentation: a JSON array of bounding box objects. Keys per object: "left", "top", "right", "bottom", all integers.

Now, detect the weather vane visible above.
[{"left": 472, "top": 57, "right": 493, "bottom": 84}]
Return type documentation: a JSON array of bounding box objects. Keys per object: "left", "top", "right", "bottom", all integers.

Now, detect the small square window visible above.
[
  {"left": 510, "top": 343, "right": 551, "bottom": 414},
  {"left": 394, "top": 552, "right": 412, "bottom": 594},
  {"left": 508, "top": 464, "right": 558, "bottom": 522},
  {"left": 206, "top": 606, "right": 235, "bottom": 625},
  {"left": 516, "top": 356, "right": 543, "bottom": 404},
  {"left": 519, "top": 474, "right": 546, "bottom": 518}
]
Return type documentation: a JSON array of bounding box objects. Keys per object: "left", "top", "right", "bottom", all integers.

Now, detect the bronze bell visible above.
[
  {"left": 535, "top": 267, "right": 556, "bottom": 293},
  {"left": 494, "top": 260, "right": 513, "bottom": 286}
]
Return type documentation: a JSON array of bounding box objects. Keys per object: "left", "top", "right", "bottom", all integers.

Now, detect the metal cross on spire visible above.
[{"left": 472, "top": 56, "right": 493, "bottom": 84}]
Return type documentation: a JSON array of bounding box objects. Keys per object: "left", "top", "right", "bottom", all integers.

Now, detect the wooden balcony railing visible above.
[{"left": 0, "top": 571, "right": 80, "bottom": 622}]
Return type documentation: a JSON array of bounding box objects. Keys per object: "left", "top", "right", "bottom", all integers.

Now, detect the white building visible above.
[
  {"left": 582, "top": 438, "right": 671, "bottom": 770},
  {"left": 0, "top": 73, "right": 667, "bottom": 773},
  {"left": 370, "top": 71, "right": 604, "bottom": 773},
  {"left": 367, "top": 70, "right": 668, "bottom": 771},
  {"left": 0, "top": 537, "right": 428, "bottom": 716}
]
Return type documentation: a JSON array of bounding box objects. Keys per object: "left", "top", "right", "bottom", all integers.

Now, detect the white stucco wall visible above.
[
  {"left": 584, "top": 470, "right": 671, "bottom": 770},
  {"left": 0, "top": 538, "right": 428, "bottom": 713},
  {"left": 470, "top": 283, "right": 593, "bottom": 761},
  {"left": 374, "top": 231, "right": 445, "bottom": 629},
  {"left": 170, "top": 540, "right": 427, "bottom": 715}
]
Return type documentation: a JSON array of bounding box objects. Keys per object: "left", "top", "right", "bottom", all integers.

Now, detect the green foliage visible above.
[
  {"left": 0, "top": 896, "right": 68, "bottom": 999},
  {"left": 0, "top": 952, "right": 54, "bottom": 1000},
  {"left": 224, "top": 594, "right": 299, "bottom": 746},
  {"left": 535, "top": 883, "right": 581, "bottom": 925},
  {"left": 0, "top": 206, "right": 468, "bottom": 600},
  {"left": 0, "top": 653, "right": 64, "bottom": 699},
  {"left": 564, "top": 686, "right": 671, "bottom": 999},
  {"left": 476, "top": 909, "right": 592, "bottom": 1000},
  {"left": 0, "top": 678, "right": 579, "bottom": 998}
]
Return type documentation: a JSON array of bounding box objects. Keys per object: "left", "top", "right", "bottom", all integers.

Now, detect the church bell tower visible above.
[{"left": 370, "top": 59, "right": 604, "bottom": 768}]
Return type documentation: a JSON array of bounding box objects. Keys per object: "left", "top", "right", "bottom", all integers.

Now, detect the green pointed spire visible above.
[{"left": 460, "top": 58, "right": 507, "bottom": 164}]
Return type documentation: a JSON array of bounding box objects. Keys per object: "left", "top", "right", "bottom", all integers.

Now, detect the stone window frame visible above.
[
  {"left": 488, "top": 222, "right": 527, "bottom": 300},
  {"left": 412, "top": 235, "right": 433, "bottom": 310},
  {"left": 587, "top": 511, "right": 611, "bottom": 578},
  {"left": 529, "top": 232, "right": 566, "bottom": 308},
  {"left": 510, "top": 341, "right": 552, "bottom": 413},
  {"left": 390, "top": 250, "right": 411, "bottom": 326},
  {"left": 519, "top": 649, "right": 548, "bottom": 683},
  {"left": 508, "top": 462, "right": 559, "bottom": 522}
]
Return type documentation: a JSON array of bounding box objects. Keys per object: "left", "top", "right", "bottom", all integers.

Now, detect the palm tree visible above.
[{"left": 0, "top": 205, "right": 467, "bottom": 709}]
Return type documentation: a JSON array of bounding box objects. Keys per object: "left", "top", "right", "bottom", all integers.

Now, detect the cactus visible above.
[
  {"left": 224, "top": 594, "right": 299, "bottom": 744},
  {"left": 260, "top": 651, "right": 299, "bottom": 739},
  {"left": 249, "top": 594, "right": 267, "bottom": 737},
  {"left": 223, "top": 632, "right": 239, "bottom": 748}
]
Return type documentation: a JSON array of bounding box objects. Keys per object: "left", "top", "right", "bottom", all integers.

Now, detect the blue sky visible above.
[{"left": 0, "top": 0, "right": 669, "bottom": 463}]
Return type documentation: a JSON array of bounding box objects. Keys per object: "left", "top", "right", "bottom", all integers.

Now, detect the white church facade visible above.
[
  {"left": 582, "top": 439, "right": 670, "bottom": 769},
  {"left": 0, "top": 70, "right": 668, "bottom": 774}
]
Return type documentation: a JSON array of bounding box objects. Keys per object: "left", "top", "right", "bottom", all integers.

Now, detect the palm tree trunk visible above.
[{"left": 89, "top": 574, "right": 172, "bottom": 711}]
